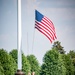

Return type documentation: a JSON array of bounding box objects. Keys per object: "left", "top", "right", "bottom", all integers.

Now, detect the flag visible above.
[{"left": 35, "top": 10, "right": 57, "bottom": 43}]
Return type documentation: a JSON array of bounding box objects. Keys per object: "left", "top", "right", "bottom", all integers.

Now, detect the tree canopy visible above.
[
  {"left": 0, "top": 49, "right": 17, "bottom": 75},
  {"left": 27, "top": 55, "right": 40, "bottom": 75},
  {"left": 9, "top": 49, "right": 31, "bottom": 75},
  {"left": 22, "top": 54, "right": 31, "bottom": 74},
  {"left": 9, "top": 49, "right": 17, "bottom": 64},
  {"left": 61, "top": 54, "right": 74, "bottom": 75},
  {"left": 40, "top": 49, "right": 66, "bottom": 75},
  {"left": 52, "top": 41, "right": 65, "bottom": 54},
  {"left": 68, "top": 50, "right": 75, "bottom": 74},
  {"left": 0, "top": 62, "right": 4, "bottom": 75},
  {"left": 0, "top": 41, "right": 75, "bottom": 75}
]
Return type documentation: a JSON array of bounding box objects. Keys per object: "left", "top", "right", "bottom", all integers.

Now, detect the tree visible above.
[
  {"left": 9, "top": 49, "right": 17, "bottom": 64},
  {"left": 61, "top": 54, "right": 75, "bottom": 75},
  {"left": 68, "top": 50, "right": 75, "bottom": 59},
  {"left": 40, "top": 49, "right": 66, "bottom": 75},
  {"left": 9, "top": 49, "right": 31, "bottom": 75},
  {"left": 68, "top": 50, "right": 75, "bottom": 66},
  {"left": 27, "top": 55, "right": 40, "bottom": 75},
  {"left": 68, "top": 50, "right": 75, "bottom": 74},
  {"left": 0, "top": 49, "right": 17, "bottom": 75},
  {"left": 52, "top": 41, "right": 65, "bottom": 54},
  {"left": 0, "top": 62, "right": 4, "bottom": 75},
  {"left": 22, "top": 54, "right": 31, "bottom": 75}
]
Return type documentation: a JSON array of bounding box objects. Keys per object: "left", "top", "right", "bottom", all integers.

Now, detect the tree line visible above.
[{"left": 0, "top": 41, "right": 75, "bottom": 75}]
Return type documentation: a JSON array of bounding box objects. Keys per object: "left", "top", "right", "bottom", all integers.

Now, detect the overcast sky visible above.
[{"left": 0, "top": 0, "right": 75, "bottom": 64}]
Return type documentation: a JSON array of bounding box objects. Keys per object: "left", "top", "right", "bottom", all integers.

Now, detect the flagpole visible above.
[
  {"left": 15, "top": 0, "right": 24, "bottom": 74},
  {"left": 17, "top": 0, "right": 22, "bottom": 70}
]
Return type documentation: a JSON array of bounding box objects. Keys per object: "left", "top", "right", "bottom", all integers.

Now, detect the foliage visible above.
[
  {"left": 40, "top": 49, "right": 66, "bottom": 75},
  {"left": 9, "top": 49, "right": 18, "bottom": 64},
  {"left": 0, "top": 49, "right": 17, "bottom": 75},
  {"left": 68, "top": 50, "right": 75, "bottom": 58},
  {"left": 61, "top": 54, "right": 75, "bottom": 75},
  {"left": 67, "top": 50, "right": 75, "bottom": 74},
  {"left": 0, "top": 45, "right": 75, "bottom": 75},
  {"left": 0, "top": 62, "right": 4, "bottom": 75},
  {"left": 27, "top": 55, "right": 40, "bottom": 75},
  {"left": 68, "top": 50, "right": 75, "bottom": 66},
  {"left": 52, "top": 41, "right": 65, "bottom": 54},
  {"left": 9, "top": 49, "right": 31, "bottom": 75},
  {"left": 22, "top": 54, "right": 31, "bottom": 75}
]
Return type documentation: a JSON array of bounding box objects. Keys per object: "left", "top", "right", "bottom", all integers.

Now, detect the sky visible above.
[{"left": 0, "top": 0, "right": 75, "bottom": 64}]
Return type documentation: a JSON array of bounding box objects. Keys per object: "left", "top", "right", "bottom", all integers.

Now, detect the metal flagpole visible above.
[
  {"left": 15, "top": 0, "right": 24, "bottom": 74},
  {"left": 17, "top": 0, "right": 22, "bottom": 70}
]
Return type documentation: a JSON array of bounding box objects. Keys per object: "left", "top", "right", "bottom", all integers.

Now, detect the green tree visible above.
[
  {"left": 9, "top": 49, "right": 17, "bottom": 64},
  {"left": 0, "top": 49, "right": 17, "bottom": 75},
  {"left": 40, "top": 49, "right": 66, "bottom": 75},
  {"left": 61, "top": 54, "right": 74, "bottom": 75},
  {"left": 22, "top": 54, "right": 31, "bottom": 75},
  {"left": 68, "top": 50, "right": 75, "bottom": 58},
  {"left": 9, "top": 49, "right": 31, "bottom": 75},
  {"left": 0, "top": 62, "right": 4, "bottom": 75},
  {"left": 68, "top": 50, "right": 75, "bottom": 74},
  {"left": 27, "top": 55, "right": 40, "bottom": 75},
  {"left": 68, "top": 50, "right": 75, "bottom": 67},
  {"left": 52, "top": 41, "right": 65, "bottom": 54}
]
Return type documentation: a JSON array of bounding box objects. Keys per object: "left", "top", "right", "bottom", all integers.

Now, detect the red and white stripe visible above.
[{"left": 35, "top": 16, "right": 57, "bottom": 43}]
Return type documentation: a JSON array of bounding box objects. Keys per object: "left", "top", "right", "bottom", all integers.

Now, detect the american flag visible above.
[{"left": 35, "top": 10, "right": 57, "bottom": 43}]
